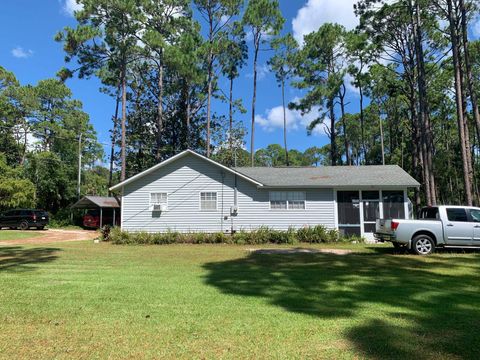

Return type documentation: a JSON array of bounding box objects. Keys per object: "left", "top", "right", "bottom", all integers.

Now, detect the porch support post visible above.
[
  {"left": 403, "top": 189, "right": 409, "bottom": 219},
  {"left": 100, "top": 207, "right": 103, "bottom": 228},
  {"left": 113, "top": 208, "right": 116, "bottom": 226}
]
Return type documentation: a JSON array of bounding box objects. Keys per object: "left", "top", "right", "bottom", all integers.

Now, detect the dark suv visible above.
[{"left": 0, "top": 209, "right": 49, "bottom": 230}]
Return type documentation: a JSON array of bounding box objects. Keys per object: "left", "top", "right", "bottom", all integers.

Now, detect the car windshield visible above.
[{"left": 86, "top": 210, "right": 99, "bottom": 217}]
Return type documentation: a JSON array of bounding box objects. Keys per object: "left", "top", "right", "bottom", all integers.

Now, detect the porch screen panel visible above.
[
  {"left": 362, "top": 191, "right": 380, "bottom": 233},
  {"left": 382, "top": 191, "right": 405, "bottom": 219},
  {"left": 337, "top": 191, "right": 361, "bottom": 236}
]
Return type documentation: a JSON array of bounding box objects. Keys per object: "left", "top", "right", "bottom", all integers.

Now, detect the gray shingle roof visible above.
[{"left": 234, "top": 165, "right": 420, "bottom": 188}]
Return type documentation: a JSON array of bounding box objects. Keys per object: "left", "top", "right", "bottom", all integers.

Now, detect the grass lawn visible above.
[
  {"left": 1, "top": 242, "right": 479, "bottom": 359},
  {"left": 0, "top": 230, "right": 43, "bottom": 241}
]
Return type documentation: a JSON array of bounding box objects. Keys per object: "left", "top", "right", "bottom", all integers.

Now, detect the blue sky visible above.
[{"left": 0, "top": 0, "right": 370, "bottom": 159}]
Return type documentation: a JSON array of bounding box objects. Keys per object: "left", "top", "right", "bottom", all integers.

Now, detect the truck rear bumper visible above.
[
  {"left": 374, "top": 232, "right": 396, "bottom": 242},
  {"left": 374, "top": 233, "right": 412, "bottom": 249}
]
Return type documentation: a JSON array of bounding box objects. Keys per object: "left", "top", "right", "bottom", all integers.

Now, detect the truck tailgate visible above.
[{"left": 376, "top": 219, "right": 392, "bottom": 234}]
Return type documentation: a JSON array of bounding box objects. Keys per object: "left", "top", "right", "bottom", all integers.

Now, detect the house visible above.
[{"left": 109, "top": 149, "right": 419, "bottom": 240}]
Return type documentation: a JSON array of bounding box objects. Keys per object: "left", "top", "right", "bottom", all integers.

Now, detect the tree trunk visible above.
[
  {"left": 206, "top": 65, "right": 212, "bottom": 157},
  {"left": 108, "top": 85, "right": 121, "bottom": 193},
  {"left": 412, "top": 0, "right": 436, "bottom": 205},
  {"left": 229, "top": 76, "right": 234, "bottom": 162},
  {"left": 329, "top": 100, "right": 337, "bottom": 166},
  {"left": 186, "top": 85, "right": 191, "bottom": 149},
  {"left": 281, "top": 79, "right": 289, "bottom": 166},
  {"left": 447, "top": 0, "right": 473, "bottom": 205},
  {"left": 120, "top": 65, "right": 127, "bottom": 182},
  {"left": 206, "top": 17, "right": 214, "bottom": 158},
  {"left": 459, "top": 0, "right": 480, "bottom": 143},
  {"left": 359, "top": 77, "right": 366, "bottom": 164},
  {"left": 379, "top": 108, "right": 385, "bottom": 166},
  {"left": 250, "top": 36, "right": 260, "bottom": 166},
  {"left": 155, "top": 60, "right": 164, "bottom": 161},
  {"left": 339, "top": 84, "right": 351, "bottom": 165}
]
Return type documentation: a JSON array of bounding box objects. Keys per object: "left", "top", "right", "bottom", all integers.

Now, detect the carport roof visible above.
[{"left": 71, "top": 196, "right": 120, "bottom": 209}]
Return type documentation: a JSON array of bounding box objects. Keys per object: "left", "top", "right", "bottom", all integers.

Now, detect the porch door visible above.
[
  {"left": 362, "top": 191, "right": 380, "bottom": 235},
  {"left": 337, "top": 191, "right": 361, "bottom": 237}
]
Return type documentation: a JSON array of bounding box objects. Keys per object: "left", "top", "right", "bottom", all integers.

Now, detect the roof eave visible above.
[{"left": 258, "top": 184, "right": 420, "bottom": 189}]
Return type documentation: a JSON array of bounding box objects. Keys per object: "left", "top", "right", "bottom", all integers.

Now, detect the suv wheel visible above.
[
  {"left": 19, "top": 221, "right": 29, "bottom": 231},
  {"left": 412, "top": 234, "right": 435, "bottom": 255}
]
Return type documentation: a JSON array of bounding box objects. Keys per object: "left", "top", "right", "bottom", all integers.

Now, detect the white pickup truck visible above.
[{"left": 375, "top": 205, "right": 480, "bottom": 255}]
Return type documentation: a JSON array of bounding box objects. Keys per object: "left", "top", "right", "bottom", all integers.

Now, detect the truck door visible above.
[
  {"left": 469, "top": 209, "right": 480, "bottom": 246},
  {"left": 444, "top": 208, "right": 473, "bottom": 246}
]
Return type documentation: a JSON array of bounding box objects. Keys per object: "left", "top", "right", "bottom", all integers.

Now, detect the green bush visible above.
[{"left": 109, "top": 225, "right": 362, "bottom": 245}]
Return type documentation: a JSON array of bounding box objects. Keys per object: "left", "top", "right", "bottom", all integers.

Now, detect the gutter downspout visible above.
[
  {"left": 231, "top": 173, "right": 238, "bottom": 235},
  {"left": 221, "top": 171, "right": 225, "bottom": 233}
]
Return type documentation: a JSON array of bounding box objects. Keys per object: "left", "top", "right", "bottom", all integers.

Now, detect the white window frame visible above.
[
  {"left": 269, "top": 191, "right": 306, "bottom": 211},
  {"left": 150, "top": 192, "right": 168, "bottom": 211},
  {"left": 199, "top": 191, "right": 218, "bottom": 211}
]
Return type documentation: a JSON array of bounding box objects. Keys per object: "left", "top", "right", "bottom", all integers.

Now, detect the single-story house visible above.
[{"left": 109, "top": 149, "right": 420, "bottom": 240}]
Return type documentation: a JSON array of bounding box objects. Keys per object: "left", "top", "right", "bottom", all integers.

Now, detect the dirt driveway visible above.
[{"left": 0, "top": 229, "right": 99, "bottom": 245}]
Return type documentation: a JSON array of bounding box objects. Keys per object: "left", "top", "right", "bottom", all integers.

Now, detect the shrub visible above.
[
  {"left": 109, "top": 225, "right": 361, "bottom": 245},
  {"left": 110, "top": 227, "right": 133, "bottom": 244}
]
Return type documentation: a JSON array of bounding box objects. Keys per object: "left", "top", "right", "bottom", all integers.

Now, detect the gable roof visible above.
[
  {"left": 109, "top": 149, "right": 263, "bottom": 191},
  {"left": 71, "top": 196, "right": 120, "bottom": 209},
  {"left": 234, "top": 165, "right": 420, "bottom": 188},
  {"left": 109, "top": 149, "right": 419, "bottom": 191}
]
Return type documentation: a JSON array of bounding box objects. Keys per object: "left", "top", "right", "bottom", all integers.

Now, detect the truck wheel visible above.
[
  {"left": 412, "top": 235, "right": 435, "bottom": 255},
  {"left": 19, "top": 221, "right": 29, "bottom": 231}
]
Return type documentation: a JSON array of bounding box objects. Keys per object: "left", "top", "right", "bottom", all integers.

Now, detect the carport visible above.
[{"left": 71, "top": 196, "right": 120, "bottom": 228}]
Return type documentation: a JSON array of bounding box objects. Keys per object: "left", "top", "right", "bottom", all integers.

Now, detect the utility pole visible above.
[{"left": 77, "top": 133, "right": 82, "bottom": 200}]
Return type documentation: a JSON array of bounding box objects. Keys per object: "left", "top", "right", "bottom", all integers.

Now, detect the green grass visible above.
[
  {"left": 0, "top": 230, "right": 43, "bottom": 241},
  {"left": 0, "top": 242, "right": 479, "bottom": 359}
]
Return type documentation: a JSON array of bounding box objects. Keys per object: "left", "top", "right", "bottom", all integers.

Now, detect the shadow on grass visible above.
[
  {"left": 0, "top": 246, "right": 60, "bottom": 272},
  {"left": 203, "top": 251, "right": 480, "bottom": 359}
]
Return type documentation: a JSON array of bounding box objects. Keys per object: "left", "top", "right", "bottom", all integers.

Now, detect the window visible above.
[
  {"left": 270, "top": 191, "right": 287, "bottom": 209},
  {"left": 200, "top": 192, "right": 217, "bottom": 211},
  {"left": 470, "top": 209, "right": 480, "bottom": 223},
  {"left": 150, "top": 192, "right": 168, "bottom": 211},
  {"left": 288, "top": 191, "right": 306, "bottom": 210},
  {"left": 382, "top": 191, "right": 405, "bottom": 219},
  {"left": 270, "top": 191, "right": 306, "bottom": 210},
  {"left": 446, "top": 208, "right": 468, "bottom": 222},
  {"left": 419, "top": 207, "right": 439, "bottom": 220}
]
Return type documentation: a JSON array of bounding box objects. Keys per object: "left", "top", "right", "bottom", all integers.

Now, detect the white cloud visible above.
[
  {"left": 62, "top": 0, "right": 82, "bottom": 16},
  {"left": 11, "top": 46, "right": 33, "bottom": 58},
  {"left": 344, "top": 72, "right": 360, "bottom": 96},
  {"left": 256, "top": 101, "right": 328, "bottom": 136},
  {"left": 292, "top": 0, "right": 358, "bottom": 44},
  {"left": 472, "top": 17, "right": 480, "bottom": 38},
  {"left": 246, "top": 63, "right": 270, "bottom": 80}
]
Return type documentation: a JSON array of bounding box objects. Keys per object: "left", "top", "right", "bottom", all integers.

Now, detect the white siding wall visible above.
[{"left": 122, "top": 154, "right": 335, "bottom": 232}]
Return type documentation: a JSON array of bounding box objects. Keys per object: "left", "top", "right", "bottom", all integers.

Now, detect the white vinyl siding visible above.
[
  {"left": 200, "top": 192, "right": 217, "bottom": 211},
  {"left": 150, "top": 192, "right": 168, "bottom": 211},
  {"left": 270, "top": 191, "right": 306, "bottom": 210},
  {"left": 121, "top": 154, "right": 335, "bottom": 232}
]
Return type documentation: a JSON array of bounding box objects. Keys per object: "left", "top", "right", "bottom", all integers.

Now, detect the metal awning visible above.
[
  {"left": 71, "top": 196, "right": 120, "bottom": 209},
  {"left": 70, "top": 196, "right": 120, "bottom": 228}
]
